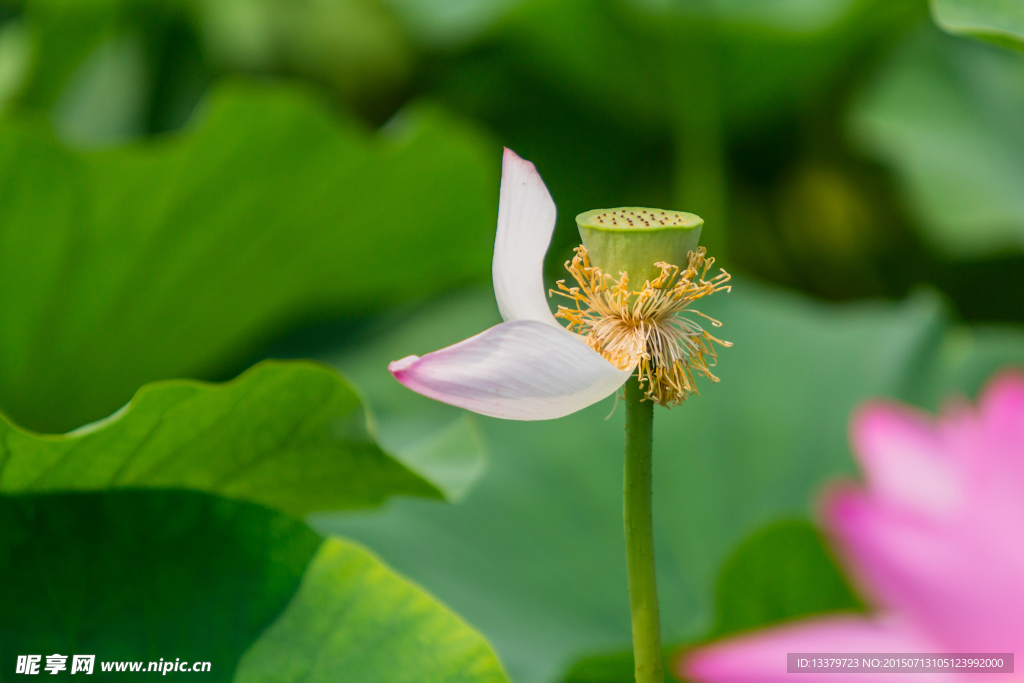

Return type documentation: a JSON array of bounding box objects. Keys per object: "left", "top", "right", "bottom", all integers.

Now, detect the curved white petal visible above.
[
  {"left": 492, "top": 148, "right": 561, "bottom": 327},
  {"left": 389, "top": 320, "right": 633, "bottom": 420}
]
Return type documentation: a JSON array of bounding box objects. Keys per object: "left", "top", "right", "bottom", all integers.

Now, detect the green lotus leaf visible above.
[
  {"left": 0, "top": 80, "right": 494, "bottom": 433},
  {"left": 236, "top": 536, "right": 508, "bottom": 683},
  {"left": 0, "top": 360, "right": 439, "bottom": 516},
  {"left": 931, "top": 0, "right": 1024, "bottom": 52},
  {"left": 849, "top": 27, "right": 1024, "bottom": 257},
  {"left": 0, "top": 491, "right": 508, "bottom": 683}
]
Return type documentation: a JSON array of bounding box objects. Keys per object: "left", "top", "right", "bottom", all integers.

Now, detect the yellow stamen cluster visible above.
[{"left": 551, "top": 245, "right": 732, "bottom": 406}]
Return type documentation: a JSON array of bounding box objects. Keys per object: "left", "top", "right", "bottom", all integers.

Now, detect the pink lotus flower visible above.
[{"left": 681, "top": 372, "right": 1024, "bottom": 682}]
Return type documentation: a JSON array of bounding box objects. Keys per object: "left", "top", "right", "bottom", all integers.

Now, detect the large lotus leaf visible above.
[
  {"left": 931, "top": 0, "right": 1024, "bottom": 52},
  {"left": 0, "top": 79, "right": 495, "bottom": 433},
  {"left": 390, "top": 413, "right": 487, "bottom": 502},
  {"left": 0, "top": 491, "right": 507, "bottom": 683},
  {"left": 705, "top": 519, "right": 863, "bottom": 640},
  {"left": 912, "top": 323, "right": 1024, "bottom": 409},
  {"left": 0, "top": 491, "right": 319, "bottom": 682},
  {"left": 235, "top": 537, "right": 508, "bottom": 683},
  {"left": 0, "top": 360, "right": 439, "bottom": 516},
  {"left": 312, "top": 280, "right": 949, "bottom": 683},
  {"left": 849, "top": 26, "right": 1024, "bottom": 257}
]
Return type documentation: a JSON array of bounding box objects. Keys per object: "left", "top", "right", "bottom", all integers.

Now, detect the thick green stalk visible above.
[{"left": 623, "top": 376, "right": 662, "bottom": 683}]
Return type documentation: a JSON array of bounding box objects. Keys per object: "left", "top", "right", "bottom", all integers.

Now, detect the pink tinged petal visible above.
[
  {"left": 491, "top": 148, "right": 561, "bottom": 327},
  {"left": 978, "top": 371, "right": 1024, "bottom": 426},
  {"left": 681, "top": 615, "right": 948, "bottom": 683},
  {"left": 825, "top": 488, "right": 1024, "bottom": 651},
  {"left": 388, "top": 320, "right": 632, "bottom": 420},
  {"left": 851, "top": 403, "right": 961, "bottom": 518},
  {"left": 975, "top": 371, "right": 1024, "bottom": 492},
  {"left": 957, "top": 373, "right": 1024, "bottom": 584}
]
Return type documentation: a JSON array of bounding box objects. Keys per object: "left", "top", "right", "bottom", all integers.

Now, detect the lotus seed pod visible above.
[{"left": 575, "top": 208, "right": 703, "bottom": 284}]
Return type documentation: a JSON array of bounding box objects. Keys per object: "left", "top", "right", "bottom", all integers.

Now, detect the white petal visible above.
[
  {"left": 389, "top": 320, "right": 633, "bottom": 420},
  {"left": 492, "top": 148, "right": 561, "bottom": 327}
]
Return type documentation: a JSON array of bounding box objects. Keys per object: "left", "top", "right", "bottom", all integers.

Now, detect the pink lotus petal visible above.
[
  {"left": 978, "top": 372, "right": 1024, "bottom": 429},
  {"left": 687, "top": 373, "right": 1024, "bottom": 683},
  {"left": 389, "top": 320, "right": 632, "bottom": 420},
  {"left": 681, "top": 615, "right": 947, "bottom": 683},
  {"left": 974, "top": 372, "right": 1024, "bottom": 494},
  {"left": 825, "top": 488, "right": 1024, "bottom": 651},
  {"left": 851, "top": 403, "right": 961, "bottom": 518},
  {"left": 491, "top": 148, "right": 562, "bottom": 327}
]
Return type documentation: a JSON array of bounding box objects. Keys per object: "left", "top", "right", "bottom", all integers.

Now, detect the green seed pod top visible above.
[{"left": 575, "top": 208, "right": 703, "bottom": 285}]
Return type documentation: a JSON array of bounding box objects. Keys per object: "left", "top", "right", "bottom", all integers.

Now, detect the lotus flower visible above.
[
  {"left": 681, "top": 372, "right": 1024, "bottom": 682},
  {"left": 390, "top": 149, "right": 733, "bottom": 683},
  {"left": 389, "top": 148, "right": 730, "bottom": 420}
]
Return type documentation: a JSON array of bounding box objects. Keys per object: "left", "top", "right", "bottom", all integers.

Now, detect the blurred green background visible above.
[{"left": 0, "top": 0, "right": 1022, "bottom": 681}]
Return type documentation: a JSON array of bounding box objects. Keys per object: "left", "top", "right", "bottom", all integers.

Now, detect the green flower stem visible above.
[{"left": 623, "top": 375, "right": 662, "bottom": 683}]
